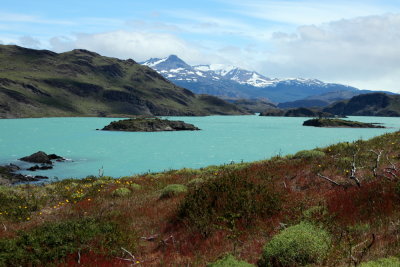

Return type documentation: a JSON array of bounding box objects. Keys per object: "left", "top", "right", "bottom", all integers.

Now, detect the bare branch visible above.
[
  {"left": 141, "top": 234, "right": 159, "bottom": 241},
  {"left": 317, "top": 173, "right": 341, "bottom": 186},
  {"left": 370, "top": 150, "right": 383, "bottom": 178},
  {"left": 121, "top": 247, "right": 135, "bottom": 262},
  {"left": 2, "top": 223, "right": 6, "bottom": 231},
  {"left": 350, "top": 150, "right": 361, "bottom": 187}
]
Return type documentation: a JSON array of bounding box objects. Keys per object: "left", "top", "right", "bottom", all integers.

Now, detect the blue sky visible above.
[{"left": 1, "top": 0, "right": 400, "bottom": 92}]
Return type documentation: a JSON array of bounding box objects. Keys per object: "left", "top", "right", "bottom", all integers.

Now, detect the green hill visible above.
[{"left": 0, "top": 45, "right": 246, "bottom": 118}]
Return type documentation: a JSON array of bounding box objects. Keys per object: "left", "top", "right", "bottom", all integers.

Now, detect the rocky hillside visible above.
[
  {"left": 323, "top": 92, "right": 400, "bottom": 116},
  {"left": 0, "top": 45, "right": 246, "bottom": 118}
]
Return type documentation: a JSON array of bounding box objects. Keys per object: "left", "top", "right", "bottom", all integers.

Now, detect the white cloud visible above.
[
  {"left": 257, "top": 14, "right": 400, "bottom": 92},
  {"left": 224, "top": 0, "right": 400, "bottom": 25},
  {"left": 18, "top": 36, "right": 41, "bottom": 49},
  {"left": 49, "top": 30, "right": 203, "bottom": 63},
  {"left": 0, "top": 12, "right": 73, "bottom": 25}
]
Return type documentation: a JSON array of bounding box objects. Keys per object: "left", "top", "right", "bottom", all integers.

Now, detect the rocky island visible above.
[
  {"left": 101, "top": 117, "right": 200, "bottom": 132},
  {"left": 303, "top": 118, "right": 385, "bottom": 128}
]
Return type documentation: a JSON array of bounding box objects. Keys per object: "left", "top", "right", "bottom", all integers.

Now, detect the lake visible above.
[{"left": 0, "top": 116, "right": 398, "bottom": 180}]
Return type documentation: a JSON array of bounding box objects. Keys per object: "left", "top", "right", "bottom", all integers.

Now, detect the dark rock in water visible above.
[
  {"left": 27, "top": 165, "right": 54, "bottom": 171},
  {"left": 48, "top": 154, "right": 65, "bottom": 161},
  {"left": 20, "top": 151, "right": 52, "bottom": 164},
  {"left": 0, "top": 164, "right": 48, "bottom": 185},
  {"left": 303, "top": 118, "right": 386, "bottom": 128},
  {"left": 102, "top": 117, "right": 200, "bottom": 132},
  {"left": 34, "top": 175, "right": 48, "bottom": 180},
  {"left": 20, "top": 151, "right": 65, "bottom": 164}
]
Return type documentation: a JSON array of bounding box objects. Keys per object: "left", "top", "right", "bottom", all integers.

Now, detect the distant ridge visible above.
[
  {"left": 0, "top": 45, "right": 247, "bottom": 118},
  {"left": 142, "top": 55, "right": 361, "bottom": 103}
]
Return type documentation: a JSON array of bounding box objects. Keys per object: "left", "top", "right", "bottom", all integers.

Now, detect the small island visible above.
[
  {"left": 101, "top": 117, "right": 200, "bottom": 132},
  {"left": 303, "top": 118, "right": 385, "bottom": 128}
]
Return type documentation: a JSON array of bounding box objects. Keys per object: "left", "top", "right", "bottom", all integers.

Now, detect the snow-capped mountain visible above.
[{"left": 141, "top": 55, "right": 360, "bottom": 103}]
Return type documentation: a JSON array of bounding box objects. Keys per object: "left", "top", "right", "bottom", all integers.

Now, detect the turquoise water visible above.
[{"left": 0, "top": 116, "right": 398, "bottom": 180}]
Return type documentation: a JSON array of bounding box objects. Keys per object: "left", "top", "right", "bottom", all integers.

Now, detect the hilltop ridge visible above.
[{"left": 0, "top": 45, "right": 247, "bottom": 118}]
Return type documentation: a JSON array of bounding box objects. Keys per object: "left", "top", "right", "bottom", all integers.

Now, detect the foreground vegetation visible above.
[{"left": 1, "top": 131, "right": 400, "bottom": 266}]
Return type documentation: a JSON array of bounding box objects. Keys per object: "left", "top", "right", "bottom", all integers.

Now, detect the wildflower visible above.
[
  {"left": 39, "top": 212, "right": 42, "bottom": 215},
  {"left": 26, "top": 217, "right": 30, "bottom": 221},
  {"left": 87, "top": 198, "right": 91, "bottom": 201},
  {"left": 136, "top": 260, "right": 140, "bottom": 264},
  {"left": 65, "top": 199, "right": 69, "bottom": 203},
  {"left": 53, "top": 206, "right": 57, "bottom": 209},
  {"left": 318, "top": 165, "right": 322, "bottom": 167}
]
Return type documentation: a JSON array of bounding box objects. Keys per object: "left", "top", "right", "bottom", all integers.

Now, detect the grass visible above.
[{"left": 0, "top": 131, "right": 400, "bottom": 265}]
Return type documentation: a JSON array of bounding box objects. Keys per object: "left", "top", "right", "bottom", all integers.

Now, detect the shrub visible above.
[
  {"left": 294, "top": 150, "right": 325, "bottom": 159},
  {"left": 112, "top": 188, "right": 131, "bottom": 197},
  {"left": 208, "top": 254, "right": 254, "bottom": 266},
  {"left": 160, "top": 184, "right": 188, "bottom": 199},
  {"left": 179, "top": 171, "right": 282, "bottom": 235},
  {"left": 130, "top": 183, "right": 142, "bottom": 190},
  {"left": 359, "top": 257, "right": 400, "bottom": 267},
  {"left": 261, "top": 222, "right": 331, "bottom": 266},
  {"left": 187, "top": 178, "right": 204, "bottom": 188},
  {"left": 0, "top": 218, "right": 130, "bottom": 266}
]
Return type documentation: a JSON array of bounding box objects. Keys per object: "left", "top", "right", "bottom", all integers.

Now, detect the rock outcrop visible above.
[
  {"left": 102, "top": 118, "right": 200, "bottom": 132},
  {"left": 303, "top": 118, "right": 385, "bottom": 128}
]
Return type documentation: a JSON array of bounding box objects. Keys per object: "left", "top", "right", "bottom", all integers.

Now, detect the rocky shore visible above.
[{"left": 0, "top": 151, "right": 66, "bottom": 185}]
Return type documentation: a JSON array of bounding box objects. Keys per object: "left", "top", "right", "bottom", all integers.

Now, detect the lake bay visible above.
[{"left": 0, "top": 116, "right": 398, "bottom": 180}]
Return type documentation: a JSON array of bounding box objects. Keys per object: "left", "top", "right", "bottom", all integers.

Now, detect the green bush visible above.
[
  {"left": 160, "top": 184, "right": 188, "bottom": 199},
  {"left": 0, "top": 218, "right": 129, "bottom": 266},
  {"left": 130, "top": 183, "right": 142, "bottom": 190},
  {"left": 261, "top": 222, "right": 331, "bottom": 266},
  {"left": 208, "top": 254, "right": 254, "bottom": 266},
  {"left": 359, "top": 257, "right": 400, "bottom": 267},
  {"left": 112, "top": 187, "right": 131, "bottom": 197},
  {"left": 187, "top": 178, "right": 204, "bottom": 188},
  {"left": 179, "top": 171, "right": 282, "bottom": 235},
  {"left": 294, "top": 149, "right": 325, "bottom": 159}
]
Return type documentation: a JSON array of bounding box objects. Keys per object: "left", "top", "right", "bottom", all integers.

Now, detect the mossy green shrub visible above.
[
  {"left": 208, "top": 254, "right": 254, "bottom": 266},
  {"left": 179, "top": 171, "right": 282, "bottom": 235},
  {"left": 160, "top": 184, "right": 188, "bottom": 199},
  {"left": 112, "top": 187, "right": 131, "bottom": 197},
  {"left": 130, "top": 183, "right": 142, "bottom": 190},
  {"left": 187, "top": 178, "right": 204, "bottom": 188},
  {"left": 359, "top": 257, "right": 400, "bottom": 267},
  {"left": 294, "top": 149, "right": 325, "bottom": 159},
  {"left": 261, "top": 222, "right": 331, "bottom": 266},
  {"left": 0, "top": 218, "right": 130, "bottom": 266}
]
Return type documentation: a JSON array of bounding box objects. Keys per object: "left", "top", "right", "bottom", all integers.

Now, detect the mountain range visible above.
[
  {"left": 142, "top": 55, "right": 364, "bottom": 103},
  {"left": 0, "top": 45, "right": 246, "bottom": 118}
]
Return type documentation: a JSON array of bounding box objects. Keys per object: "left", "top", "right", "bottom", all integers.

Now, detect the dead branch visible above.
[
  {"left": 141, "top": 234, "right": 159, "bottom": 241},
  {"left": 370, "top": 150, "right": 383, "bottom": 178},
  {"left": 384, "top": 155, "right": 398, "bottom": 179},
  {"left": 121, "top": 247, "right": 135, "bottom": 262},
  {"left": 2, "top": 223, "right": 6, "bottom": 232},
  {"left": 317, "top": 173, "right": 341, "bottom": 186},
  {"left": 77, "top": 249, "right": 81, "bottom": 264},
  {"left": 350, "top": 150, "right": 361, "bottom": 187},
  {"left": 350, "top": 234, "right": 375, "bottom": 266}
]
